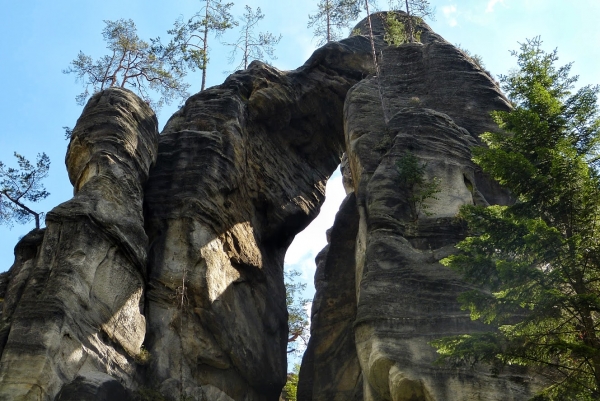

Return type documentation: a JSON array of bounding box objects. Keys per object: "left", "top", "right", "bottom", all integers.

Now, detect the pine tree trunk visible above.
[
  {"left": 326, "top": 0, "right": 331, "bottom": 42},
  {"left": 244, "top": 26, "right": 249, "bottom": 69},
  {"left": 201, "top": 0, "right": 210, "bottom": 91},
  {"left": 405, "top": 0, "right": 414, "bottom": 43},
  {"left": 364, "top": 0, "right": 377, "bottom": 70}
]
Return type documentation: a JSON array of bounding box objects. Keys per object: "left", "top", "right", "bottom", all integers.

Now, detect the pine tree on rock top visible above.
[
  {"left": 64, "top": 19, "right": 189, "bottom": 110},
  {"left": 308, "top": 0, "right": 362, "bottom": 45},
  {"left": 167, "top": 0, "right": 237, "bottom": 91},
  {"left": 225, "top": 5, "right": 281, "bottom": 71}
]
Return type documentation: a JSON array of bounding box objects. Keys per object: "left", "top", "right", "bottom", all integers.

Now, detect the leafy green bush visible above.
[
  {"left": 383, "top": 13, "right": 407, "bottom": 46},
  {"left": 396, "top": 151, "right": 441, "bottom": 221},
  {"left": 281, "top": 364, "right": 300, "bottom": 401}
]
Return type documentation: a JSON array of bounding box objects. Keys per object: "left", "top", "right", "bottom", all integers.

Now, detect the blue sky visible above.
[{"left": 1, "top": 1, "right": 599, "bottom": 341}]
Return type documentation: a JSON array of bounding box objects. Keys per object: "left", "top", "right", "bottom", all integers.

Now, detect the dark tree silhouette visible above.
[{"left": 0, "top": 152, "right": 50, "bottom": 230}]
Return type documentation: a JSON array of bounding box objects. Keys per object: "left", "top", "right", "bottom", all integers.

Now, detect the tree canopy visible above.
[
  {"left": 167, "top": 0, "right": 237, "bottom": 91},
  {"left": 308, "top": 0, "right": 362, "bottom": 45},
  {"left": 281, "top": 363, "right": 300, "bottom": 401},
  {"left": 0, "top": 152, "right": 50, "bottom": 230},
  {"left": 63, "top": 19, "right": 189, "bottom": 110},
  {"left": 285, "top": 268, "right": 311, "bottom": 355},
  {"left": 432, "top": 37, "right": 600, "bottom": 400},
  {"left": 387, "top": 0, "right": 434, "bottom": 42},
  {"left": 225, "top": 5, "right": 281, "bottom": 71}
]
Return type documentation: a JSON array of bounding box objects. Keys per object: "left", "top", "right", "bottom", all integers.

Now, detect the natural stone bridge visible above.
[{"left": 0, "top": 13, "right": 539, "bottom": 401}]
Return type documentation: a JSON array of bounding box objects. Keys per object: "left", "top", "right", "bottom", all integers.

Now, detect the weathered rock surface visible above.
[
  {"left": 141, "top": 37, "right": 373, "bottom": 400},
  {"left": 297, "top": 192, "right": 363, "bottom": 401},
  {"left": 0, "top": 11, "right": 544, "bottom": 401},
  {"left": 299, "top": 13, "right": 539, "bottom": 401},
  {"left": 0, "top": 88, "right": 158, "bottom": 400}
]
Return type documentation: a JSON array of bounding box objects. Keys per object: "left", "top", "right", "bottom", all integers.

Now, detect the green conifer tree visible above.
[
  {"left": 432, "top": 37, "right": 600, "bottom": 400},
  {"left": 0, "top": 152, "right": 50, "bottom": 230},
  {"left": 64, "top": 19, "right": 189, "bottom": 109},
  {"left": 308, "top": 0, "right": 362, "bottom": 45},
  {"left": 168, "top": 0, "right": 237, "bottom": 91}
]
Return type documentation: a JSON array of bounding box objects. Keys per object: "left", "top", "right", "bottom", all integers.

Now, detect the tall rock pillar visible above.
[
  {"left": 300, "top": 13, "right": 540, "bottom": 401},
  {"left": 0, "top": 88, "right": 158, "bottom": 400}
]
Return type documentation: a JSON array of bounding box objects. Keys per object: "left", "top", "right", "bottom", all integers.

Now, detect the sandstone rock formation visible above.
[
  {"left": 0, "top": 11, "right": 542, "bottom": 401},
  {"left": 298, "top": 14, "right": 537, "bottom": 401},
  {"left": 0, "top": 88, "right": 158, "bottom": 400},
  {"left": 140, "top": 37, "right": 373, "bottom": 400},
  {"left": 297, "top": 193, "right": 363, "bottom": 401}
]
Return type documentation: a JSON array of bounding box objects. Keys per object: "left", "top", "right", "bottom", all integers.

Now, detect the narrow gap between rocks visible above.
[{"left": 283, "top": 168, "right": 347, "bottom": 369}]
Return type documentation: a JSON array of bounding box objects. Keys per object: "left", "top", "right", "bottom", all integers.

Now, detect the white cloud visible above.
[
  {"left": 442, "top": 5, "right": 458, "bottom": 27},
  {"left": 486, "top": 0, "right": 505, "bottom": 13}
]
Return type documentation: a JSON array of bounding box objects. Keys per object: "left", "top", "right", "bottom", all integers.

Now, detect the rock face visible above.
[
  {"left": 141, "top": 37, "right": 373, "bottom": 400},
  {"left": 297, "top": 192, "right": 363, "bottom": 401},
  {"left": 0, "top": 11, "right": 542, "bottom": 401},
  {"left": 299, "top": 14, "right": 537, "bottom": 401},
  {"left": 0, "top": 88, "right": 158, "bottom": 400}
]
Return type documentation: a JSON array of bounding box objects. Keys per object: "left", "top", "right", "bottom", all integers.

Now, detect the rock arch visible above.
[{"left": 0, "top": 13, "right": 539, "bottom": 401}]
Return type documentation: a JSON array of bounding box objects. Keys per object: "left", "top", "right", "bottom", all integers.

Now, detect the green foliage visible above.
[
  {"left": 285, "top": 268, "right": 310, "bottom": 355},
  {"left": 134, "top": 345, "right": 151, "bottom": 365},
  {"left": 308, "top": 0, "right": 362, "bottom": 45},
  {"left": 383, "top": 13, "right": 406, "bottom": 46},
  {"left": 0, "top": 152, "right": 50, "bottom": 230},
  {"left": 433, "top": 37, "right": 600, "bottom": 400},
  {"left": 64, "top": 19, "right": 189, "bottom": 110},
  {"left": 413, "top": 28, "right": 422, "bottom": 43},
  {"left": 387, "top": 0, "right": 434, "bottom": 43},
  {"left": 63, "top": 126, "right": 73, "bottom": 140},
  {"left": 408, "top": 96, "right": 421, "bottom": 106},
  {"left": 225, "top": 6, "right": 281, "bottom": 71},
  {"left": 374, "top": 134, "right": 392, "bottom": 152},
  {"left": 167, "top": 0, "right": 236, "bottom": 91},
  {"left": 281, "top": 364, "right": 300, "bottom": 401},
  {"left": 396, "top": 151, "right": 441, "bottom": 221}
]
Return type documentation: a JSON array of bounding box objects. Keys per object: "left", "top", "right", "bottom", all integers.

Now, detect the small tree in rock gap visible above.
[{"left": 285, "top": 268, "right": 311, "bottom": 355}]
